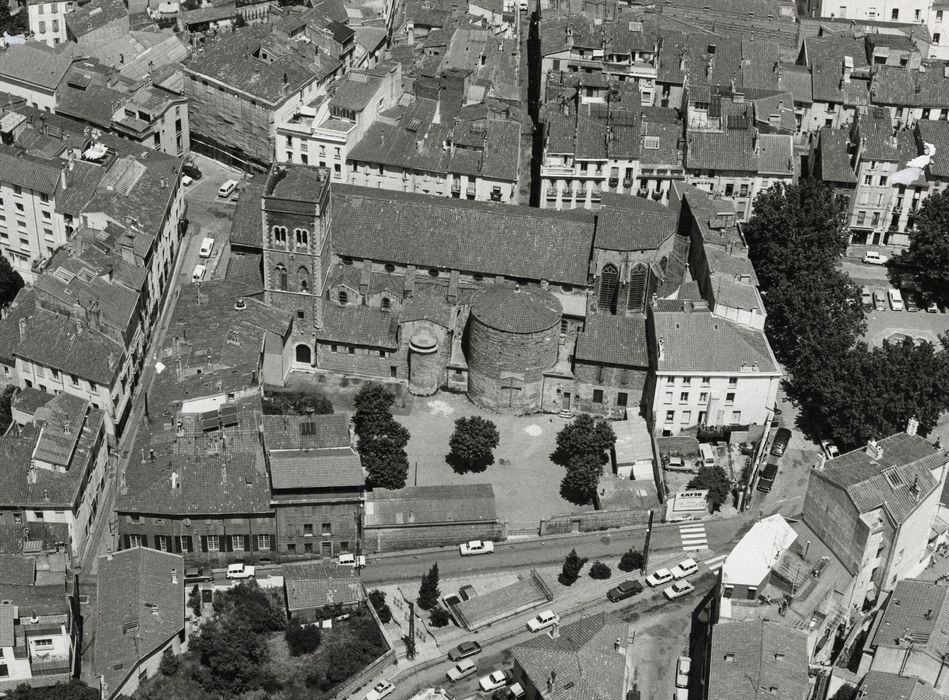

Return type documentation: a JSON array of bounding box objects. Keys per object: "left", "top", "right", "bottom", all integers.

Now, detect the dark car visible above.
[
  {"left": 757, "top": 460, "right": 779, "bottom": 493},
  {"left": 448, "top": 641, "right": 483, "bottom": 662},
  {"left": 607, "top": 579, "right": 644, "bottom": 603},
  {"left": 770, "top": 428, "right": 792, "bottom": 457},
  {"left": 906, "top": 294, "right": 920, "bottom": 312},
  {"left": 184, "top": 567, "right": 212, "bottom": 583}
]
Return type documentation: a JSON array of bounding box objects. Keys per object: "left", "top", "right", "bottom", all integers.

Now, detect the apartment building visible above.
[
  {"left": 0, "top": 43, "right": 73, "bottom": 111},
  {"left": 848, "top": 106, "right": 903, "bottom": 245},
  {"left": 27, "top": 0, "right": 73, "bottom": 47}
]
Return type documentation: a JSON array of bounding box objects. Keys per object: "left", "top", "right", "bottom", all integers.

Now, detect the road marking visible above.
[
  {"left": 679, "top": 523, "right": 708, "bottom": 551},
  {"left": 705, "top": 554, "right": 727, "bottom": 571}
]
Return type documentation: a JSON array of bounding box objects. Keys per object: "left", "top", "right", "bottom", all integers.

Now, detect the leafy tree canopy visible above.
[
  {"left": 618, "top": 548, "right": 644, "bottom": 573},
  {"left": 906, "top": 188, "right": 949, "bottom": 299},
  {"left": 687, "top": 466, "right": 732, "bottom": 512},
  {"left": 448, "top": 416, "right": 501, "bottom": 472},
  {"left": 9, "top": 681, "right": 100, "bottom": 700},
  {"left": 559, "top": 548, "right": 587, "bottom": 586},
  {"left": 552, "top": 414, "right": 617, "bottom": 467},
  {"left": 0, "top": 255, "right": 24, "bottom": 309}
]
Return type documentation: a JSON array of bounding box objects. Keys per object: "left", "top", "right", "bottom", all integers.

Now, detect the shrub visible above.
[
  {"left": 159, "top": 648, "right": 179, "bottom": 676},
  {"left": 430, "top": 607, "right": 450, "bottom": 627},
  {"left": 285, "top": 618, "right": 321, "bottom": 656},
  {"left": 368, "top": 589, "right": 392, "bottom": 624},
  {"left": 618, "top": 549, "right": 644, "bottom": 573},
  {"left": 559, "top": 549, "right": 587, "bottom": 586},
  {"left": 589, "top": 561, "right": 611, "bottom": 579}
]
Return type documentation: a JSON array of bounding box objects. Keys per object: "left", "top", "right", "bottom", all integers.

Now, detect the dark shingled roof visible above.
[
  {"left": 511, "top": 613, "right": 630, "bottom": 700},
  {"left": 331, "top": 185, "right": 594, "bottom": 286},
  {"left": 283, "top": 562, "right": 366, "bottom": 611},
  {"left": 319, "top": 303, "right": 399, "bottom": 349},
  {"left": 575, "top": 315, "right": 649, "bottom": 367},
  {"left": 0, "top": 288, "right": 36, "bottom": 365},
  {"left": 867, "top": 579, "right": 949, "bottom": 659},
  {"left": 707, "top": 620, "right": 809, "bottom": 700},
  {"left": 365, "top": 484, "right": 498, "bottom": 527},
  {"left": 818, "top": 432, "right": 946, "bottom": 524},
  {"left": 66, "top": 0, "right": 128, "bottom": 37},
  {"left": 859, "top": 671, "right": 949, "bottom": 700},
  {"left": 0, "top": 43, "right": 73, "bottom": 91},
  {"left": 595, "top": 193, "right": 678, "bottom": 251},
  {"left": 470, "top": 283, "right": 562, "bottom": 334},
  {"left": 95, "top": 548, "right": 184, "bottom": 700},
  {"left": 268, "top": 448, "right": 364, "bottom": 490},
  {"left": 262, "top": 413, "right": 350, "bottom": 451},
  {"left": 818, "top": 127, "right": 857, "bottom": 184},
  {"left": 229, "top": 180, "right": 265, "bottom": 250}
]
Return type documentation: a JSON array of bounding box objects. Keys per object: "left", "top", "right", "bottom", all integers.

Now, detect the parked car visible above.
[
  {"left": 460, "top": 540, "right": 495, "bottom": 556},
  {"left": 645, "top": 568, "right": 674, "bottom": 587},
  {"left": 184, "top": 567, "right": 212, "bottom": 583},
  {"left": 479, "top": 670, "right": 513, "bottom": 692},
  {"left": 181, "top": 174, "right": 194, "bottom": 187},
  {"left": 873, "top": 289, "right": 887, "bottom": 311},
  {"left": 863, "top": 251, "right": 888, "bottom": 265},
  {"left": 888, "top": 287, "right": 904, "bottom": 311},
  {"left": 526, "top": 610, "right": 560, "bottom": 632},
  {"left": 929, "top": 299, "right": 941, "bottom": 313},
  {"left": 820, "top": 440, "right": 840, "bottom": 459},
  {"left": 337, "top": 553, "right": 366, "bottom": 567},
  {"left": 218, "top": 179, "right": 239, "bottom": 198},
  {"left": 770, "top": 428, "right": 791, "bottom": 456},
  {"left": 906, "top": 294, "right": 920, "bottom": 312},
  {"left": 861, "top": 286, "right": 873, "bottom": 309},
  {"left": 446, "top": 659, "right": 478, "bottom": 681},
  {"left": 757, "top": 460, "right": 779, "bottom": 493},
  {"left": 665, "top": 455, "right": 694, "bottom": 472},
  {"left": 676, "top": 656, "right": 691, "bottom": 689},
  {"left": 365, "top": 681, "right": 395, "bottom": 700},
  {"left": 199, "top": 237, "right": 215, "bottom": 259},
  {"left": 671, "top": 559, "right": 698, "bottom": 579},
  {"left": 663, "top": 580, "right": 696, "bottom": 600},
  {"left": 493, "top": 683, "right": 526, "bottom": 700},
  {"left": 191, "top": 263, "right": 207, "bottom": 282},
  {"left": 448, "top": 641, "right": 482, "bottom": 662},
  {"left": 607, "top": 579, "right": 644, "bottom": 602},
  {"left": 225, "top": 562, "right": 255, "bottom": 580}
]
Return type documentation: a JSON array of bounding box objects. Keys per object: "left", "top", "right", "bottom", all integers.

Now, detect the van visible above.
[
  {"left": 191, "top": 264, "right": 207, "bottom": 282},
  {"left": 757, "top": 460, "right": 779, "bottom": 493},
  {"left": 888, "top": 287, "right": 904, "bottom": 311},
  {"left": 698, "top": 443, "right": 716, "bottom": 468},
  {"left": 218, "top": 179, "right": 238, "bottom": 198},
  {"left": 199, "top": 237, "right": 214, "bottom": 258}
]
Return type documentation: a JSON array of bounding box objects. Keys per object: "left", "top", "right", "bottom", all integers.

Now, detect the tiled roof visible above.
[
  {"left": 95, "top": 548, "right": 184, "bottom": 700},
  {"left": 269, "top": 448, "right": 363, "bottom": 490},
  {"left": 262, "top": 413, "right": 350, "bottom": 451},
  {"left": 575, "top": 315, "right": 648, "bottom": 367},
  {"left": 0, "top": 602, "right": 14, "bottom": 646},
  {"left": 66, "top": 0, "right": 128, "bottom": 37},
  {"left": 595, "top": 192, "right": 678, "bottom": 251},
  {"left": 818, "top": 432, "right": 946, "bottom": 524},
  {"left": 225, "top": 252, "right": 263, "bottom": 289},
  {"left": 811, "top": 60, "right": 870, "bottom": 106},
  {"left": 868, "top": 579, "right": 949, "bottom": 658},
  {"left": 707, "top": 620, "right": 809, "bottom": 700},
  {"left": 512, "top": 613, "right": 629, "bottom": 700},
  {"left": 756, "top": 133, "right": 794, "bottom": 175},
  {"left": 0, "top": 288, "right": 36, "bottom": 365},
  {"left": 331, "top": 185, "right": 595, "bottom": 286},
  {"left": 858, "top": 106, "right": 900, "bottom": 161},
  {"left": 401, "top": 290, "right": 452, "bottom": 327},
  {"left": 686, "top": 129, "right": 758, "bottom": 172},
  {"left": 818, "top": 127, "right": 856, "bottom": 184},
  {"left": 14, "top": 308, "right": 123, "bottom": 385},
  {"left": 470, "top": 284, "right": 561, "bottom": 334},
  {"left": 0, "top": 147, "right": 61, "bottom": 195},
  {"left": 283, "top": 562, "right": 365, "bottom": 611},
  {"left": 917, "top": 120, "right": 949, "bottom": 179},
  {"left": 268, "top": 164, "right": 330, "bottom": 201},
  {"left": 34, "top": 263, "right": 140, "bottom": 338},
  {"left": 777, "top": 63, "right": 812, "bottom": 104},
  {"left": 870, "top": 65, "right": 917, "bottom": 106},
  {"left": 0, "top": 554, "right": 35, "bottom": 586},
  {"left": 0, "top": 43, "right": 72, "bottom": 91},
  {"left": 229, "top": 180, "right": 265, "bottom": 250},
  {"left": 365, "top": 484, "right": 498, "bottom": 527},
  {"left": 653, "top": 304, "right": 779, "bottom": 374},
  {"left": 913, "top": 61, "right": 949, "bottom": 108},
  {"left": 319, "top": 303, "right": 399, "bottom": 349},
  {"left": 640, "top": 119, "right": 683, "bottom": 166},
  {"left": 183, "top": 26, "right": 331, "bottom": 105},
  {"left": 56, "top": 83, "right": 125, "bottom": 129},
  {"left": 329, "top": 71, "right": 383, "bottom": 112},
  {"left": 859, "top": 671, "right": 949, "bottom": 700},
  {"left": 11, "top": 386, "right": 54, "bottom": 416}
]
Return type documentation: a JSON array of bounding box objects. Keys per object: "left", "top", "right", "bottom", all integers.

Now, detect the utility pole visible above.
[
  {"left": 407, "top": 602, "right": 417, "bottom": 660},
  {"left": 642, "top": 509, "right": 654, "bottom": 575}
]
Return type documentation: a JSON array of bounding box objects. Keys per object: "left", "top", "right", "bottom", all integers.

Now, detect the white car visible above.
[
  {"left": 670, "top": 558, "right": 698, "bottom": 579},
  {"left": 460, "top": 540, "right": 495, "bottom": 556},
  {"left": 676, "top": 656, "right": 691, "bottom": 688},
  {"left": 446, "top": 659, "right": 478, "bottom": 681},
  {"left": 479, "top": 670, "right": 512, "bottom": 692},
  {"left": 820, "top": 440, "right": 840, "bottom": 459},
  {"left": 663, "top": 580, "right": 696, "bottom": 600},
  {"left": 364, "top": 680, "right": 395, "bottom": 700},
  {"left": 645, "top": 568, "right": 674, "bottom": 587},
  {"left": 526, "top": 610, "right": 560, "bottom": 632},
  {"left": 181, "top": 174, "right": 194, "bottom": 187},
  {"left": 225, "top": 562, "right": 255, "bottom": 580},
  {"left": 338, "top": 553, "right": 366, "bottom": 568},
  {"left": 191, "top": 263, "right": 207, "bottom": 282},
  {"left": 863, "top": 251, "right": 889, "bottom": 265}
]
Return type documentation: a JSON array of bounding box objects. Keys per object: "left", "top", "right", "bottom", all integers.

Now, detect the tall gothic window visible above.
[
  {"left": 598, "top": 263, "right": 619, "bottom": 313},
  {"left": 627, "top": 264, "right": 648, "bottom": 312}
]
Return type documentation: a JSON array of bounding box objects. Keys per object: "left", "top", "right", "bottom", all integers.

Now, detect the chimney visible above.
[
  {"left": 549, "top": 622, "right": 560, "bottom": 638},
  {"left": 171, "top": 471, "right": 179, "bottom": 489},
  {"left": 614, "top": 638, "right": 622, "bottom": 653},
  {"left": 28, "top": 466, "right": 36, "bottom": 484},
  {"left": 60, "top": 164, "right": 67, "bottom": 191},
  {"left": 816, "top": 453, "right": 827, "bottom": 470},
  {"left": 171, "top": 568, "right": 178, "bottom": 585},
  {"left": 907, "top": 416, "right": 919, "bottom": 436},
  {"left": 17, "top": 317, "right": 26, "bottom": 339},
  {"left": 658, "top": 336, "right": 665, "bottom": 361},
  {"left": 842, "top": 55, "right": 853, "bottom": 84},
  {"left": 865, "top": 439, "right": 883, "bottom": 460},
  {"left": 63, "top": 419, "right": 71, "bottom": 436}
]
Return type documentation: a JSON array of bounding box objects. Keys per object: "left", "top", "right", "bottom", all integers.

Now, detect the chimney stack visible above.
[
  {"left": 865, "top": 439, "right": 883, "bottom": 460},
  {"left": 842, "top": 55, "right": 854, "bottom": 84},
  {"left": 18, "top": 317, "right": 26, "bottom": 340},
  {"left": 907, "top": 416, "right": 919, "bottom": 436},
  {"left": 171, "top": 471, "right": 179, "bottom": 489},
  {"left": 658, "top": 336, "right": 665, "bottom": 361},
  {"left": 171, "top": 568, "right": 178, "bottom": 585}
]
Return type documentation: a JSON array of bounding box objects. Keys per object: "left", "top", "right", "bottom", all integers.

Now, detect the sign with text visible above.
[{"left": 674, "top": 489, "right": 709, "bottom": 512}]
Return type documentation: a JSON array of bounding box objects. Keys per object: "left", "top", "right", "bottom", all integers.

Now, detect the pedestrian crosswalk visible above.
[
  {"left": 705, "top": 554, "right": 727, "bottom": 572},
  {"left": 679, "top": 523, "right": 708, "bottom": 551}
]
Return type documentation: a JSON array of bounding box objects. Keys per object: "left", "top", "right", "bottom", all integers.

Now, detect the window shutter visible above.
[
  {"left": 249, "top": 534, "right": 257, "bottom": 552},
  {"left": 172, "top": 536, "right": 181, "bottom": 553},
  {"left": 140, "top": 535, "right": 149, "bottom": 548},
  {"left": 200, "top": 536, "right": 208, "bottom": 552},
  {"left": 270, "top": 535, "right": 276, "bottom": 551},
  {"left": 122, "top": 535, "right": 130, "bottom": 549},
  {"left": 244, "top": 535, "right": 251, "bottom": 552},
  {"left": 225, "top": 536, "right": 233, "bottom": 552}
]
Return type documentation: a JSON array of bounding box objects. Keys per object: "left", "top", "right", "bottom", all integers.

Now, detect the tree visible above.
[
  {"left": 618, "top": 548, "right": 644, "bottom": 573},
  {"left": 589, "top": 561, "right": 611, "bottom": 579},
  {"left": 368, "top": 589, "right": 392, "bottom": 623},
  {"left": 354, "top": 384, "right": 410, "bottom": 489},
  {"left": 0, "top": 6, "right": 26, "bottom": 42},
  {"left": 418, "top": 563, "right": 440, "bottom": 610},
  {"left": 559, "top": 548, "right": 587, "bottom": 586},
  {"left": 0, "top": 255, "right": 23, "bottom": 309},
  {"left": 353, "top": 384, "right": 398, "bottom": 439},
  {"left": 159, "top": 648, "right": 180, "bottom": 676},
  {"left": 830, "top": 685, "right": 858, "bottom": 700},
  {"left": 0, "top": 384, "right": 15, "bottom": 433},
  {"left": 430, "top": 606, "right": 450, "bottom": 627},
  {"left": 261, "top": 388, "right": 333, "bottom": 415},
  {"left": 560, "top": 452, "right": 605, "bottom": 505},
  {"left": 285, "top": 618, "right": 321, "bottom": 656},
  {"left": 212, "top": 581, "right": 285, "bottom": 633},
  {"left": 190, "top": 617, "right": 270, "bottom": 694},
  {"left": 905, "top": 188, "right": 949, "bottom": 300},
  {"left": 552, "top": 414, "right": 617, "bottom": 467},
  {"left": 9, "top": 681, "right": 100, "bottom": 700},
  {"left": 188, "top": 584, "right": 202, "bottom": 618},
  {"left": 447, "top": 416, "right": 500, "bottom": 472},
  {"left": 687, "top": 466, "right": 732, "bottom": 512}
]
